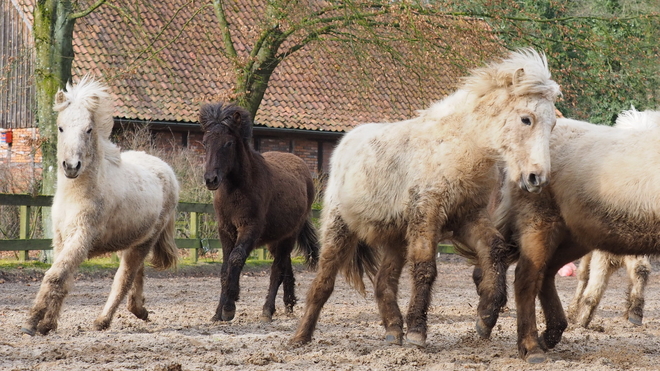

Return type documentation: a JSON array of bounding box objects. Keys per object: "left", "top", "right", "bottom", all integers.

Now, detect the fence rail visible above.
[
  {"left": 0, "top": 193, "right": 223, "bottom": 262},
  {"left": 0, "top": 194, "right": 453, "bottom": 263}
]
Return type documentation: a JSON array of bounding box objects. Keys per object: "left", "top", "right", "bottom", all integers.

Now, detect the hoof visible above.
[
  {"left": 289, "top": 335, "right": 311, "bottom": 347},
  {"left": 36, "top": 324, "right": 54, "bottom": 335},
  {"left": 131, "top": 308, "right": 149, "bottom": 321},
  {"left": 20, "top": 327, "right": 36, "bottom": 336},
  {"left": 259, "top": 314, "right": 273, "bottom": 323},
  {"left": 221, "top": 308, "right": 236, "bottom": 322},
  {"left": 525, "top": 350, "right": 547, "bottom": 364},
  {"left": 405, "top": 331, "right": 426, "bottom": 349},
  {"left": 384, "top": 326, "right": 403, "bottom": 345},
  {"left": 93, "top": 318, "right": 111, "bottom": 331},
  {"left": 628, "top": 314, "right": 643, "bottom": 326},
  {"left": 385, "top": 333, "right": 402, "bottom": 346},
  {"left": 476, "top": 318, "right": 493, "bottom": 339}
]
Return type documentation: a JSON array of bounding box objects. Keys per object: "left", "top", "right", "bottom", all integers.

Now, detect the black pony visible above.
[{"left": 200, "top": 102, "right": 319, "bottom": 322}]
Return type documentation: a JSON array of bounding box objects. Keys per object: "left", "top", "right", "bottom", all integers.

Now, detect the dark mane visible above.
[{"left": 199, "top": 102, "right": 253, "bottom": 143}]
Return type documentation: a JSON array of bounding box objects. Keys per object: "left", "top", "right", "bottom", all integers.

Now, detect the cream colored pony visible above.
[
  {"left": 502, "top": 108, "right": 660, "bottom": 363},
  {"left": 22, "top": 76, "right": 179, "bottom": 336},
  {"left": 567, "top": 107, "right": 656, "bottom": 329},
  {"left": 291, "top": 49, "right": 560, "bottom": 348}
]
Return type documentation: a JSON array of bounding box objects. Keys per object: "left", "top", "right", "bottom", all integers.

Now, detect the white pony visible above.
[
  {"left": 291, "top": 49, "right": 560, "bottom": 348},
  {"left": 22, "top": 76, "right": 179, "bottom": 336},
  {"left": 567, "top": 107, "right": 655, "bottom": 328},
  {"left": 501, "top": 108, "right": 660, "bottom": 363}
]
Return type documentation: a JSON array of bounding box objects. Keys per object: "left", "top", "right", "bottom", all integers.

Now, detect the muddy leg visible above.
[
  {"left": 567, "top": 252, "right": 592, "bottom": 323},
  {"left": 261, "top": 238, "right": 295, "bottom": 322},
  {"left": 281, "top": 250, "right": 297, "bottom": 314},
  {"left": 212, "top": 234, "right": 235, "bottom": 322},
  {"left": 94, "top": 243, "right": 151, "bottom": 330},
  {"left": 404, "top": 239, "right": 437, "bottom": 348},
  {"left": 127, "top": 263, "right": 148, "bottom": 321},
  {"left": 574, "top": 251, "right": 613, "bottom": 328},
  {"left": 290, "top": 212, "right": 358, "bottom": 345},
  {"left": 514, "top": 253, "right": 547, "bottom": 364},
  {"left": 22, "top": 235, "right": 87, "bottom": 336},
  {"left": 624, "top": 255, "right": 650, "bottom": 326},
  {"left": 538, "top": 252, "right": 579, "bottom": 350},
  {"left": 375, "top": 240, "right": 406, "bottom": 345},
  {"left": 454, "top": 214, "right": 510, "bottom": 339}
]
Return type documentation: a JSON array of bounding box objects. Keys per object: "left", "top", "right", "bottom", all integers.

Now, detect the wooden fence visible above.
[
  {"left": 0, "top": 193, "right": 224, "bottom": 263},
  {"left": 0, "top": 193, "right": 454, "bottom": 263}
]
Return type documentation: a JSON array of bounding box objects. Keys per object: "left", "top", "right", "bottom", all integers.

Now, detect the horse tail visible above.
[
  {"left": 340, "top": 240, "right": 380, "bottom": 296},
  {"left": 296, "top": 217, "right": 320, "bottom": 269},
  {"left": 150, "top": 212, "right": 179, "bottom": 270}
]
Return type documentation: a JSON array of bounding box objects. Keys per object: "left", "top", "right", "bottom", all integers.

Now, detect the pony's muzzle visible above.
[
  {"left": 520, "top": 172, "right": 548, "bottom": 194},
  {"left": 62, "top": 160, "right": 82, "bottom": 178},
  {"left": 204, "top": 173, "right": 220, "bottom": 190}
]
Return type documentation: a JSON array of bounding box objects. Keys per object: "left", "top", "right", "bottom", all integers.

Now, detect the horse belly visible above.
[{"left": 563, "top": 202, "right": 660, "bottom": 256}]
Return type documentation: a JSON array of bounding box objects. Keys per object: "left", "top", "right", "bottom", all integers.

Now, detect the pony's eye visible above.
[
  {"left": 58, "top": 127, "right": 63, "bottom": 133},
  {"left": 521, "top": 117, "right": 532, "bottom": 125},
  {"left": 223, "top": 141, "right": 233, "bottom": 148},
  {"left": 86, "top": 128, "right": 93, "bottom": 134}
]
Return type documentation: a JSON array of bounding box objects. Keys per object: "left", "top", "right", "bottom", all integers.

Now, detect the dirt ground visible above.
[{"left": 3, "top": 254, "right": 660, "bottom": 371}]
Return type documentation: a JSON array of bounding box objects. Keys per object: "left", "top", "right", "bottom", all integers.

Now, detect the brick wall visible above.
[
  {"left": 0, "top": 128, "right": 42, "bottom": 192},
  {"left": 1, "top": 127, "right": 339, "bottom": 192},
  {"left": 291, "top": 139, "right": 318, "bottom": 175}
]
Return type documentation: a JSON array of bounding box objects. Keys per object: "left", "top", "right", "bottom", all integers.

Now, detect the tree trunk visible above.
[{"left": 33, "top": 0, "right": 76, "bottom": 262}]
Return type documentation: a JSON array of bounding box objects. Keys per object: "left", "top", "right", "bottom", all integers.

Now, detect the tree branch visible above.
[
  {"left": 69, "top": 0, "right": 108, "bottom": 20},
  {"left": 212, "top": 0, "right": 240, "bottom": 68}
]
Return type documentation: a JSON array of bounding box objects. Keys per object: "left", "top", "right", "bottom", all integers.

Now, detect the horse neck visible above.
[
  {"left": 229, "top": 141, "right": 267, "bottom": 185},
  {"left": 429, "top": 91, "right": 501, "bottom": 159}
]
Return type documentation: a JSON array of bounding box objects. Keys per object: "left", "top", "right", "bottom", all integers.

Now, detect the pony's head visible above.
[
  {"left": 199, "top": 102, "right": 253, "bottom": 190},
  {"left": 53, "top": 75, "right": 114, "bottom": 179},
  {"left": 465, "top": 48, "right": 561, "bottom": 193}
]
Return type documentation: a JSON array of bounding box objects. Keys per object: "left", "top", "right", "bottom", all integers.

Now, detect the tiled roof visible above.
[{"left": 17, "top": 0, "right": 503, "bottom": 133}]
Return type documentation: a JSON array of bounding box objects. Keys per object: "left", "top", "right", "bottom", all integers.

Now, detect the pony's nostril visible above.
[
  {"left": 75, "top": 161, "right": 81, "bottom": 170},
  {"left": 528, "top": 173, "right": 539, "bottom": 186},
  {"left": 62, "top": 161, "right": 68, "bottom": 169},
  {"left": 205, "top": 175, "right": 217, "bottom": 186}
]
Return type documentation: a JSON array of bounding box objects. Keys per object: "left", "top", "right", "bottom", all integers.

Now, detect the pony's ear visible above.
[
  {"left": 53, "top": 90, "right": 70, "bottom": 112},
  {"left": 512, "top": 68, "right": 525, "bottom": 87}
]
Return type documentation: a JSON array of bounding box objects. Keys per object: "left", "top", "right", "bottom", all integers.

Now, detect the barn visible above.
[{"left": 1, "top": 0, "right": 501, "bottom": 191}]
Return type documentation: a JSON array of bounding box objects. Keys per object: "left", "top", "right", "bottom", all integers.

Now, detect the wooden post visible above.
[
  {"left": 18, "top": 205, "right": 30, "bottom": 261},
  {"left": 190, "top": 211, "right": 199, "bottom": 263}
]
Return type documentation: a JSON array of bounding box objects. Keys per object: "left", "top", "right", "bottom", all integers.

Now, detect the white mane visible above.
[
  {"left": 54, "top": 74, "right": 115, "bottom": 141},
  {"left": 463, "top": 48, "right": 561, "bottom": 100},
  {"left": 422, "top": 48, "right": 560, "bottom": 121},
  {"left": 615, "top": 106, "right": 660, "bottom": 130}
]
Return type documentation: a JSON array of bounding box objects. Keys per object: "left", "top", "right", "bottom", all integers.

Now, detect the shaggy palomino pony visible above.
[
  {"left": 200, "top": 102, "right": 319, "bottom": 323},
  {"left": 21, "top": 76, "right": 179, "bottom": 336},
  {"left": 566, "top": 108, "right": 657, "bottom": 329},
  {"left": 567, "top": 251, "right": 651, "bottom": 327},
  {"left": 479, "top": 108, "right": 660, "bottom": 363},
  {"left": 290, "top": 48, "right": 560, "bottom": 348}
]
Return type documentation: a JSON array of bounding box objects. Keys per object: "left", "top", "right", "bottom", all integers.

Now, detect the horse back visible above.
[
  {"left": 259, "top": 151, "right": 314, "bottom": 243},
  {"left": 213, "top": 151, "right": 314, "bottom": 245}
]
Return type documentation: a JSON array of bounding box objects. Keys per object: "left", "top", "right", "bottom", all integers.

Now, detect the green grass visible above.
[{"left": 0, "top": 255, "right": 310, "bottom": 272}]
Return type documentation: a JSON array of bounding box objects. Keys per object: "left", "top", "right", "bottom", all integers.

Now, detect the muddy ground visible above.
[{"left": 2, "top": 254, "right": 660, "bottom": 370}]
